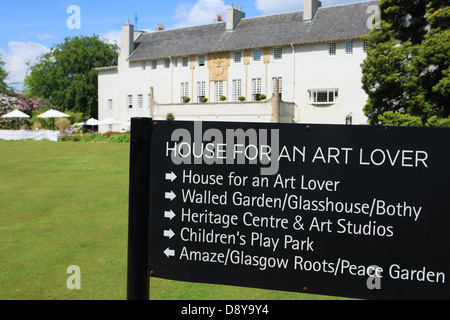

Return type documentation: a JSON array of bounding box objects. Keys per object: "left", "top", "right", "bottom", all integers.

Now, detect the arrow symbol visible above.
[
  {"left": 165, "top": 191, "right": 176, "bottom": 201},
  {"left": 164, "top": 209, "right": 176, "bottom": 220},
  {"left": 165, "top": 172, "right": 177, "bottom": 182},
  {"left": 164, "top": 248, "right": 175, "bottom": 258},
  {"left": 164, "top": 229, "right": 175, "bottom": 239}
]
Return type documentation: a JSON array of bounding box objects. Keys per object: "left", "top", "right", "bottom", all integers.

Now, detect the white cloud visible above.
[
  {"left": 0, "top": 41, "right": 50, "bottom": 89},
  {"left": 174, "top": 0, "right": 228, "bottom": 28},
  {"left": 101, "top": 30, "right": 122, "bottom": 46},
  {"left": 255, "top": 0, "right": 302, "bottom": 14}
]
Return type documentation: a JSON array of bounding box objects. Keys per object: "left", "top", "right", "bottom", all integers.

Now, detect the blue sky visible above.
[{"left": 0, "top": 0, "right": 366, "bottom": 90}]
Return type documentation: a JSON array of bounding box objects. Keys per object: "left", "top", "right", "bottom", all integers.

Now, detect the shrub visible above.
[
  {"left": 220, "top": 95, "right": 227, "bottom": 101},
  {"left": 183, "top": 96, "right": 190, "bottom": 103},
  {"left": 56, "top": 118, "right": 70, "bottom": 133},
  {"left": 108, "top": 134, "right": 130, "bottom": 143},
  {"left": 71, "top": 134, "right": 82, "bottom": 142},
  {"left": 82, "top": 133, "right": 108, "bottom": 142},
  {"left": 378, "top": 111, "right": 423, "bottom": 127},
  {"left": 238, "top": 96, "right": 246, "bottom": 102},
  {"left": 201, "top": 97, "right": 208, "bottom": 103},
  {"left": 259, "top": 94, "right": 266, "bottom": 100},
  {"left": 166, "top": 113, "right": 175, "bottom": 121}
]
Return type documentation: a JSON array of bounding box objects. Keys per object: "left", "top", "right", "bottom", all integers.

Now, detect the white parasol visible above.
[
  {"left": 38, "top": 109, "right": 70, "bottom": 130},
  {"left": 38, "top": 109, "right": 70, "bottom": 119},
  {"left": 1, "top": 109, "right": 30, "bottom": 130},
  {"left": 1, "top": 109, "right": 30, "bottom": 119}
]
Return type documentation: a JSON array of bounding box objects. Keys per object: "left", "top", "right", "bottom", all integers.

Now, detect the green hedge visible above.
[{"left": 62, "top": 133, "right": 130, "bottom": 143}]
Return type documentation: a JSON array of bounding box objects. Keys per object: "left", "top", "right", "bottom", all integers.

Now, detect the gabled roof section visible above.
[{"left": 128, "top": 1, "right": 378, "bottom": 62}]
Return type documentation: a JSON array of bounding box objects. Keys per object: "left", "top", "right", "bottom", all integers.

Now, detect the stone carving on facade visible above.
[{"left": 208, "top": 52, "right": 230, "bottom": 81}]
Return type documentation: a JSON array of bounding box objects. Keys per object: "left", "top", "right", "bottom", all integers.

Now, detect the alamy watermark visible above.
[
  {"left": 366, "top": 265, "right": 382, "bottom": 290},
  {"left": 167, "top": 122, "right": 281, "bottom": 176},
  {"left": 66, "top": 265, "right": 81, "bottom": 290},
  {"left": 67, "top": 5, "right": 81, "bottom": 30},
  {"left": 367, "top": 5, "right": 381, "bottom": 30}
]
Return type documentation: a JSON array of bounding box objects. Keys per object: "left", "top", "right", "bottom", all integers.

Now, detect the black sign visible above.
[{"left": 128, "top": 118, "right": 450, "bottom": 300}]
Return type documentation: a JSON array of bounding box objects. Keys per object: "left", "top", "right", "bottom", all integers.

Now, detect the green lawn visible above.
[{"left": 0, "top": 140, "right": 343, "bottom": 300}]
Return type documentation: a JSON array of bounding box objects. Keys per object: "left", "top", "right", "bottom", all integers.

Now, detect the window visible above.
[
  {"left": 182, "top": 57, "right": 189, "bottom": 68},
  {"left": 234, "top": 52, "right": 242, "bottom": 64},
  {"left": 253, "top": 49, "right": 262, "bottom": 62},
  {"left": 363, "top": 41, "right": 369, "bottom": 53},
  {"left": 107, "top": 99, "right": 113, "bottom": 112},
  {"left": 181, "top": 82, "right": 189, "bottom": 102},
  {"left": 272, "top": 77, "right": 282, "bottom": 94},
  {"left": 346, "top": 41, "right": 353, "bottom": 55},
  {"left": 127, "top": 95, "right": 133, "bottom": 110},
  {"left": 308, "top": 89, "right": 339, "bottom": 105},
  {"left": 273, "top": 48, "right": 282, "bottom": 61},
  {"left": 198, "top": 55, "right": 206, "bottom": 67},
  {"left": 232, "top": 79, "right": 242, "bottom": 101},
  {"left": 138, "top": 94, "right": 143, "bottom": 109},
  {"left": 197, "top": 81, "right": 206, "bottom": 102},
  {"left": 252, "top": 78, "right": 262, "bottom": 101},
  {"left": 214, "top": 81, "right": 224, "bottom": 102},
  {"left": 164, "top": 59, "right": 171, "bottom": 69},
  {"left": 173, "top": 58, "right": 178, "bottom": 68},
  {"left": 329, "top": 42, "right": 336, "bottom": 56},
  {"left": 152, "top": 60, "right": 157, "bottom": 70}
]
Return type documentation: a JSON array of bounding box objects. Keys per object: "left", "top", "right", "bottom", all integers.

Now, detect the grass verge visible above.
[{"left": 0, "top": 140, "right": 346, "bottom": 300}]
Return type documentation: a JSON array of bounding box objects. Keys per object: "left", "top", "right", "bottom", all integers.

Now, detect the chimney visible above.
[
  {"left": 303, "top": 0, "right": 321, "bottom": 21},
  {"left": 226, "top": 3, "right": 245, "bottom": 31},
  {"left": 155, "top": 23, "right": 165, "bottom": 31},
  {"left": 214, "top": 14, "right": 223, "bottom": 23},
  {"left": 121, "top": 19, "right": 135, "bottom": 58}
]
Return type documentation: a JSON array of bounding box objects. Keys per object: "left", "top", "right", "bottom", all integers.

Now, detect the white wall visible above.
[{"left": 295, "top": 40, "right": 368, "bottom": 125}]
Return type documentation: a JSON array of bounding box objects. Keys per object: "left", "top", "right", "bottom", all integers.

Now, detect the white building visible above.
[{"left": 96, "top": 0, "right": 378, "bottom": 132}]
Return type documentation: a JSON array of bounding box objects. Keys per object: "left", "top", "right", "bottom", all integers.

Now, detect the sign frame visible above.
[{"left": 127, "top": 117, "right": 450, "bottom": 300}]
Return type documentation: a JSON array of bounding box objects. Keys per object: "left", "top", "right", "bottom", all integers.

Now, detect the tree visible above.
[
  {"left": 0, "top": 54, "right": 10, "bottom": 93},
  {"left": 24, "top": 35, "right": 118, "bottom": 119},
  {"left": 362, "top": 0, "right": 450, "bottom": 126}
]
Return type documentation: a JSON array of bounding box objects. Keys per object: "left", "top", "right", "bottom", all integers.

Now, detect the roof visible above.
[{"left": 128, "top": 1, "right": 378, "bottom": 62}]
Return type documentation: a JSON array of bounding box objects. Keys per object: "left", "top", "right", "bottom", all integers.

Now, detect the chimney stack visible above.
[
  {"left": 226, "top": 3, "right": 245, "bottom": 31},
  {"left": 303, "top": 0, "right": 322, "bottom": 21},
  {"left": 121, "top": 19, "right": 134, "bottom": 58},
  {"left": 155, "top": 23, "right": 165, "bottom": 31},
  {"left": 214, "top": 14, "right": 223, "bottom": 23}
]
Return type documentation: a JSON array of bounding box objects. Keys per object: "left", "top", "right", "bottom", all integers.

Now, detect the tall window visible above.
[
  {"left": 164, "top": 59, "right": 171, "bottom": 69},
  {"left": 182, "top": 57, "right": 189, "bottom": 68},
  {"left": 329, "top": 42, "right": 336, "bottom": 56},
  {"left": 127, "top": 95, "right": 133, "bottom": 110},
  {"left": 308, "top": 89, "right": 339, "bottom": 104},
  {"left": 272, "top": 77, "right": 282, "bottom": 95},
  {"left": 138, "top": 94, "right": 143, "bottom": 109},
  {"left": 107, "top": 99, "right": 113, "bottom": 112},
  {"left": 152, "top": 60, "right": 157, "bottom": 70},
  {"left": 253, "top": 49, "right": 262, "bottom": 62},
  {"left": 214, "top": 81, "right": 224, "bottom": 102},
  {"left": 198, "top": 55, "right": 206, "bottom": 67},
  {"left": 346, "top": 41, "right": 353, "bottom": 55},
  {"left": 363, "top": 41, "right": 369, "bottom": 53},
  {"left": 232, "top": 79, "right": 242, "bottom": 101},
  {"left": 273, "top": 48, "right": 282, "bottom": 61},
  {"left": 234, "top": 52, "right": 242, "bottom": 64},
  {"left": 181, "top": 82, "right": 189, "bottom": 102},
  {"left": 197, "top": 81, "right": 206, "bottom": 102},
  {"left": 252, "top": 78, "right": 262, "bottom": 101}
]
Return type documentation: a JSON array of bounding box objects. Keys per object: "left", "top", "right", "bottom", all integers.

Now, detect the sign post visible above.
[
  {"left": 127, "top": 117, "right": 152, "bottom": 300},
  {"left": 128, "top": 118, "right": 450, "bottom": 300}
]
